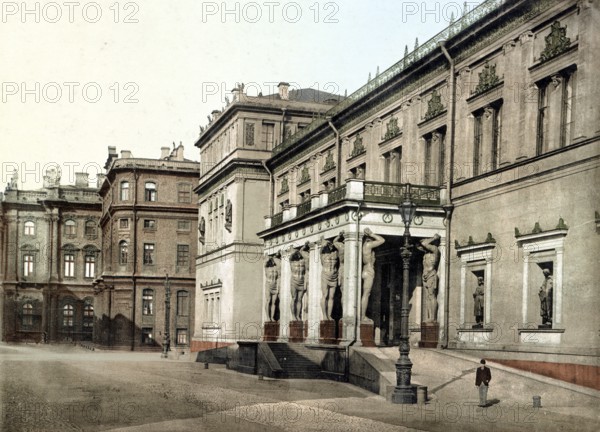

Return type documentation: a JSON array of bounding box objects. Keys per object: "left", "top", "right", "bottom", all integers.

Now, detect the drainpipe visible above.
[
  {"left": 261, "top": 161, "right": 274, "bottom": 217},
  {"left": 280, "top": 108, "right": 287, "bottom": 145},
  {"left": 439, "top": 41, "right": 456, "bottom": 349},
  {"left": 327, "top": 119, "right": 341, "bottom": 183}
]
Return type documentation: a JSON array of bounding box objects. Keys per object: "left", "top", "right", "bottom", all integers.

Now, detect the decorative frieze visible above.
[
  {"left": 423, "top": 90, "right": 445, "bottom": 121},
  {"left": 539, "top": 21, "right": 571, "bottom": 63},
  {"left": 473, "top": 62, "right": 501, "bottom": 96}
]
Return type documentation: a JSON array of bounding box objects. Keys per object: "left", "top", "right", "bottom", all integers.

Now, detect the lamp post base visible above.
[{"left": 391, "top": 384, "right": 418, "bottom": 404}]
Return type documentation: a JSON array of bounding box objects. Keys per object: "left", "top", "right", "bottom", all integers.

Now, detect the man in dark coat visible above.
[{"left": 475, "top": 359, "right": 492, "bottom": 407}]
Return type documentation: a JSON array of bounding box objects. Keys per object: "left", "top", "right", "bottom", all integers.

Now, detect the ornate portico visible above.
[{"left": 259, "top": 179, "right": 447, "bottom": 346}]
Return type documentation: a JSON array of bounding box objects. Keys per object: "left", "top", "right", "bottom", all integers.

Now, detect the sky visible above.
[{"left": 0, "top": 0, "right": 485, "bottom": 190}]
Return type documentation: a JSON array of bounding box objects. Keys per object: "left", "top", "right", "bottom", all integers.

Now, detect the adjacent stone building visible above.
[
  {"left": 93, "top": 145, "right": 199, "bottom": 350},
  {"left": 0, "top": 169, "right": 102, "bottom": 343},
  {"left": 192, "top": 83, "right": 344, "bottom": 349}
]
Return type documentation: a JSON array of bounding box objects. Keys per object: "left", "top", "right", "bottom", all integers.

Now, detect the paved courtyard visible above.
[{"left": 0, "top": 343, "right": 597, "bottom": 431}]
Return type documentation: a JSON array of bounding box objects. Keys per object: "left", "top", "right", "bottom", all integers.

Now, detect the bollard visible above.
[
  {"left": 204, "top": 362, "right": 209, "bottom": 369},
  {"left": 533, "top": 396, "right": 541, "bottom": 408},
  {"left": 417, "top": 386, "right": 428, "bottom": 405}
]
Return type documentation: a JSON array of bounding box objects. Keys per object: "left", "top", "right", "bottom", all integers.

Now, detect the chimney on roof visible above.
[
  {"left": 278, "top": 82, "right": 290, "bottom": 100},
  {"left": 175, "top": 143, "right": 184, "bottom": 161},
  {"left": 75, "top": 172, "right": 89, "bottom": 187},
  {"left": 161, "top": 146, "right": 170, "bottom": 159},
  {"left": 121, "top": 150, "right": 132, "bottom": 159},
  {"left": 96, "top": 173, "right": 106, "bottom": 188}
]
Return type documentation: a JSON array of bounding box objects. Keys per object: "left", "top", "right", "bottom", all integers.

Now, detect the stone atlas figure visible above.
[
  {"left": 361, "top": 228, "right": 385, "bottom": 322},
  {"left": 333, "top": 232, "right": 345, "bottom": 296},
  {"left": 539, "top": 268, "right": 553, "bottom": 326},
  {"left": 320, "top": 238, "right": 339, "bottom": 321},
  {"left": 473, "top": 276, "right": 485, "bottom": 325},
  {"left": 418, "top": 234, "right": 441, "bottom": 323},
  {"left": 289, "top": 243, "right": 310, "bottom": 321},
  {"left": 264, "top": 252, "right": 281, "bottom": 322}
]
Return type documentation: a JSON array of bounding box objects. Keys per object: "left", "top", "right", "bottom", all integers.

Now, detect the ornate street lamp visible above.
[
  {"left": 161, "top": 274, "right": 171, "bottom": 359},
  {"left": 392, "top": 184, "right": 418, "bottom": 404}
]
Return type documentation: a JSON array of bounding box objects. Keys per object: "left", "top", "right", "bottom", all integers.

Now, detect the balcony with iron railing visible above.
[{"left": 264, "top": 179, "right": 443, "bottom": 229}]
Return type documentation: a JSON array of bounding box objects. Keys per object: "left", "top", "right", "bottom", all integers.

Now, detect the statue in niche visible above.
[
  {"left": 417, "top": 234, "right": 441, "bottom": 323},
  {"left": 473, "top": 276, "right": 485, "bottom": 327},
  {"left": 198, "top": 217, "right": 206, "bottom": 242},
  {"left": 289, "top": 243, "right": 310, "bottom": 321},
  {"left": 224, "top": 199, "right": 232, "bottom": 232},
  {"left": 539, "top": 268, "right": 553, "bottom": 327},
  {"left": 264, "top": 252, "right": 282, "bottom": 322},
  {"left": 320, "top": 238, "right": 339, "bottom": 321},
  {"left": 361, "top": 228, "right": 385, "bottom": 323}
]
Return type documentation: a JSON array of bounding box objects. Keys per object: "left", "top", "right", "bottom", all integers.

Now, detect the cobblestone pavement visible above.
[{"left": 0, "top": 344, "right": 597, "bottom": 431}]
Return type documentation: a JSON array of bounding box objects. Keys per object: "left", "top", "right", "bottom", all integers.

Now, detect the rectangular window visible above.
[
  {"left": 145, "top": 182, "right": 157, "bottom": 202},
  {"left": 245, "top": 123, "right": 255, "bottom": 146},
  {"left": 176, "top": 329, "right": 188, "bottom": 345},
  {"left": 262, "top": 122, "right": 275, "bottom": 147},
  {"left": 85, "top": 221, "right": 97, "bottom": 236},
  {"left": 143, "top": 244, "right": 155, "bottom": 265},
  {"left": 178, "top": 220, "right": 191, "bottom": 231},
  {"left": 177, "top": 291, "right": 189, "bottom": 316},
  {"left": 203, "top": 290, "right": 220, "bottom": 326},
  {"left": 473, "top": 105, "right": 502, "bottom": 177},
  {"left": 142, "top": 289, "right": 154, "bottom": 316},
  {"left": 84, "top": 255, "right": 95, "bottom": 278},
  {"left": 64, "top": 254, "right": 75, "bottom": 277},
  {"left": 424, "top": 130, "right": 445, "bottom": 186},
  {"left": 120, "top": 181, "right": 129, "bottom": 201},
  {"left": 177, "top": 244, "right": 190, "bottom": 267},
  {"left": 178, "top": 184, "right": 192, "bottom": 203},
  {"left": 143, "top": 219, "right": 156, "bottom": 229},
  {"left": 23, "top": 255, "right": 34, "bottom": 276},
  {"left": 142, "top": 328, "right": 154, "bottom": 345},
  {"left": 537, "top": 69, "right": 576, "bottom": 154},
  {"left": 119, "top": 218, "right": 129, "bottom": 229}
]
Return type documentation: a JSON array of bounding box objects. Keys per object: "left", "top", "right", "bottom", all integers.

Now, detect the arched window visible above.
[
  {"left": 63, "top": 304, "right": 74, "bottom": 327},
  {"left": 85, "top": 220, "right": 97, "bottom": 237},
  {"left": 64, "top": 253, "right": 75, "bottom": 277},
  {"left": 142, "top": 289, "right": 153, "bottom": 315},
  {"left": 176, "top": 291, "right": 189, "bottom": 316},
  {"left": 83, "top": 304, "right": 94, "bottom": 328},
  {"left": 84, "top": 254, "right": 96, "bottom": 278},
  {"left": 22, "top": 303, "right": 33, "bottom": 326},
  {"left": 65, "top": 219, "right": 76, "bottom": 236},
  {"left": 24, "top": 221, "right": 35, "bottom": 236},
  {"left": 144, "top": 182, "right": 157, "bottom": 202},
  {"left": 120, "top": 181, "right": 129, "bottom": 201},
  {"left": 119, "top": 241, "right": 128, "bottom": 265}
]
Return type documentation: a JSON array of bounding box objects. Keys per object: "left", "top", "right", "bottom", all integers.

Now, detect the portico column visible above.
[
  {"left": 278, "top": 249, "right": 292, "bottom": 341},
  {"left": 436, "top": 237, "right": 447, "bottom": 345},
  {"left": 521, "top": 252, "right": 530, "bottom": 325},
  {"left": 554, "top": 247, "right": 564, "bottom": 327},
  {"left": 306, "top": 242, "right": 321, "bottom": 342},
  {"left": 342, "top": 231, "right": 361, "bottom": 341}
]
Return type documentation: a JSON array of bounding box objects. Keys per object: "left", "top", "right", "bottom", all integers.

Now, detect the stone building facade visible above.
[
  {"left": 93, "top": 145, "right": 199, "bottom": 350},
  {"left": 257, "top": 0, "right": 599, "bottom": 358},
  {"left": 0, "top": 169, "right": 102, "bottom": 343},
  {"left": 193, "top": 83, "right": 344, "bottom": 349}
]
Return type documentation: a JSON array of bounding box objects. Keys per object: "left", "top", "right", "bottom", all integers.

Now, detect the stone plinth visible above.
[
  {"left": 419, "top": 322, "right": 439, "bottom": 348},
  {"left": 360, "top": 322, "right": 376, "bottom": 347},
  {"left": 289, "top": 320, "right": 305, "bottom": 343},
  {"left": 263, "top": 321, "right": 279, "bottom": 342},
  {"left": 319, "top": 320, "right": 337, "bottom": 344}
]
